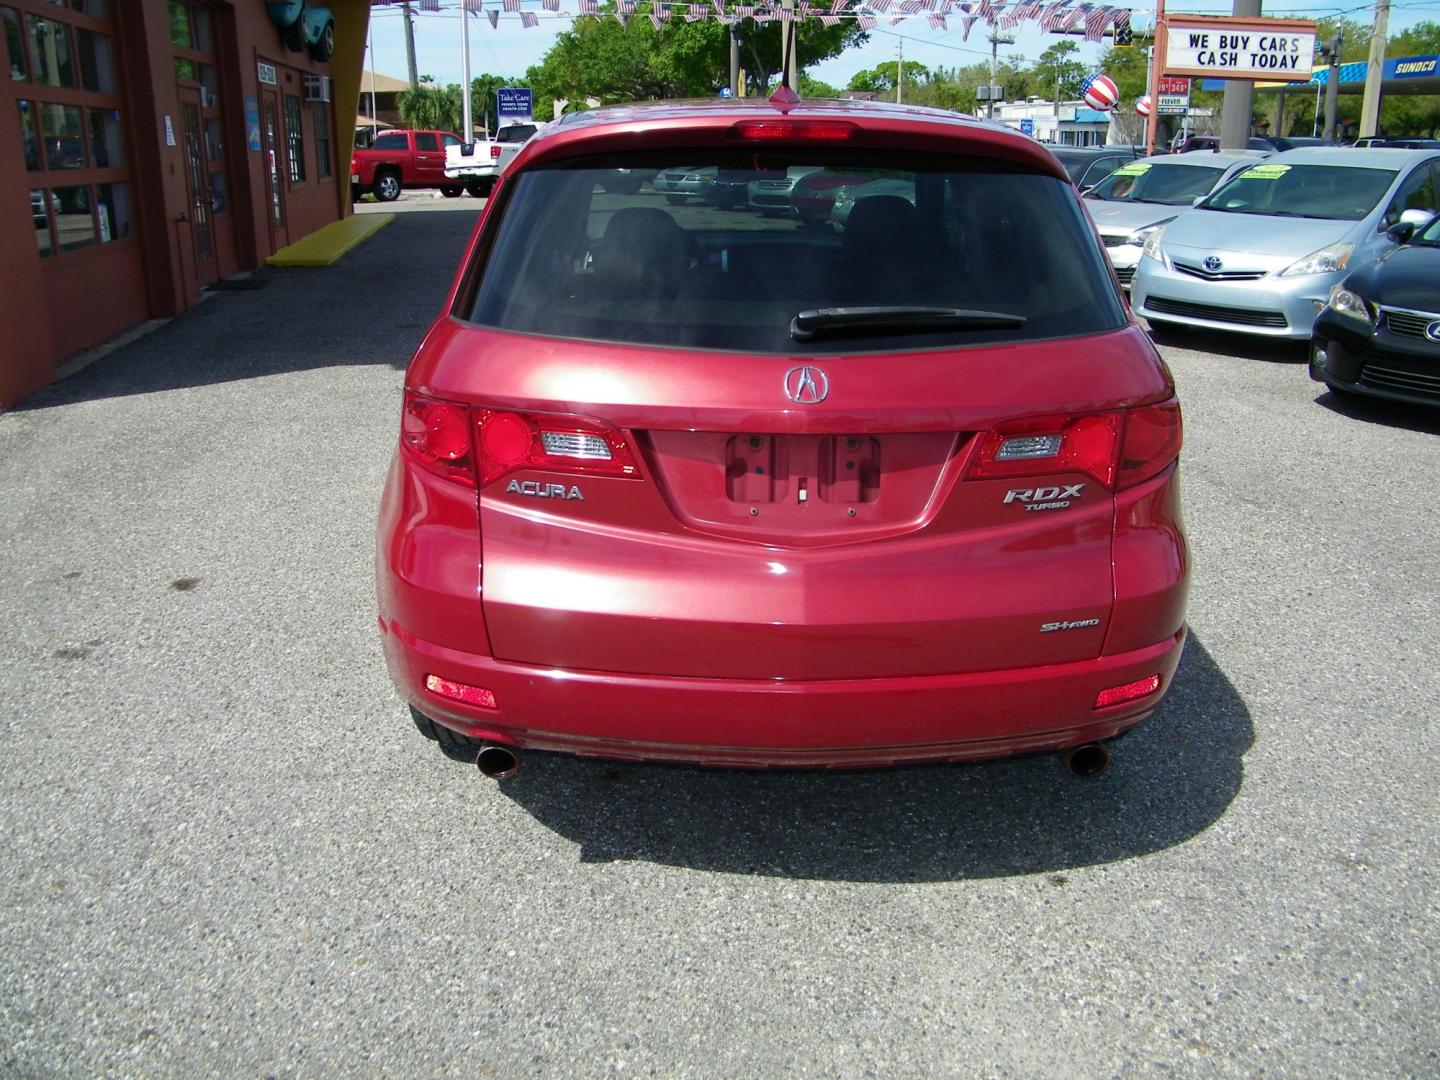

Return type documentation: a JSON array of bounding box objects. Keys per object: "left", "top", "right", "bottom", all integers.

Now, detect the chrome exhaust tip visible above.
[
  {"left": 476, "top": 744, "right": 520, "bottom": 780},
  {"left": 1063, "top": 742, "right": 1110, "bottom": 777}
]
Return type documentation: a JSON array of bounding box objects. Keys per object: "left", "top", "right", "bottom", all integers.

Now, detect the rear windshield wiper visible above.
[{"left": 791, "top": 306, "right": 1026, "bottom": 341}]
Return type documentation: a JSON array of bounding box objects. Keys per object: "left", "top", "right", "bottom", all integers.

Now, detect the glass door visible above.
[
  {"left": 178, "top": 89, "right": 215, "bottom": 283},
  {"left": 260, "top": 90, "right": 287, "bottom": 249}
]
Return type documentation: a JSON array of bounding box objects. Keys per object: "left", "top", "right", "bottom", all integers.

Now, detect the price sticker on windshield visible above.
[
  {"left": 1243, "top": 163, "right": 1292, "bottom": 180},
  {"left": 1112, "top": 162, "right": 1153, "bottom": 177}
]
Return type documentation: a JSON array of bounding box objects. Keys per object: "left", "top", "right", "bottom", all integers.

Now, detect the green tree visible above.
[
  {"left": 1031, "top": 40, "right": 1086, "bottom": 102},
  {"left": 523, "top": 2, "right": 868, "bottom": 117},
  {"left": 846, "top": 59, "right": 930, "bottom": 93},
  {"left": 397, "top": 77, "right": 463, "bottom": 132},
  {"left": 798, "top": 73, "right": 840, "bottom": 98},
  {"left": 1380, "top": 21, "right": 1440, "bottom": 136}
]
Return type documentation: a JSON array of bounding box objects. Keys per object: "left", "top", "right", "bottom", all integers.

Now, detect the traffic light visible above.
[{"left": 1113, "top": 16, "right": 1133, "bottom": 47}]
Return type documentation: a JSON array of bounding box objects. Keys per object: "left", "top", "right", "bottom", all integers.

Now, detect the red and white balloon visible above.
[
  {"left": 1135, "top": 95, "right": 1153, "bottom": 118},
  {"left": 1081, "top": 74, "right": 1120, "bottom": 112}
]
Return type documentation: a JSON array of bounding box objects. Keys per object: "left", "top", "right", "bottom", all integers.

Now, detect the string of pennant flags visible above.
[{"left": 376, "top": 0, "right": 1132, "bottom": 43}]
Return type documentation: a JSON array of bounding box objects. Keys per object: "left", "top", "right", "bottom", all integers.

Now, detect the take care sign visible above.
[{"left": 1164, "top": 15, "right": 1317, "bottom": 82}]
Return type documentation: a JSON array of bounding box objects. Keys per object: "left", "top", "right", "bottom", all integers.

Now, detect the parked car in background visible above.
[
  {"left": 1048, "top": 145, "right": 1140, "bottom": 189},
  {"left": 1133, "top": 148, "right": 1440, "bottom": 338},
  {"left": 653, "top": 165, "right": 718, "bottom": 204},
  {"left": 748, "top": 165, "right": 821, "bottom": 215},
  {"left": 1310, "top": 209, "right": 1440, "bottom": 405},
  {"left": 1085, "top": 152, "right": 1264, "bottom": 289},
  {"left": 352, "top": 128, "right": 465, "bottom": 201},
  {"left": 1173, "top": 133, "right": 1275, "bottom": 154},
  {"left": 378, "top": 94, "right": 1188, "bottom": 779},
  {"left": 445, "top": 122, "right": 541, "bottom": 196},
  {"left": 790, "top": 169, "right": 883, "bottom": 225},
  {"left": 830, "top": 175, "right": 914, "bottom": 230},
  {"left": 1259, "top": 135, "right": 1330, "bottom": 152},
  {"left": 1370, "top": 137, "right": 1440, "bottom": 150}
]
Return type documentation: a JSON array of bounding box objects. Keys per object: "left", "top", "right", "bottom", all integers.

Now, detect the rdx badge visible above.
[
  {"left": 506, "top": 479, "right": 585, "bottom": 501},
  {"left": 1003, "top": 483, "right": 1085, "bottom": 511}
]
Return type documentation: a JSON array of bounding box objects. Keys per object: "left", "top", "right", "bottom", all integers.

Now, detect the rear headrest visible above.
[{"left": 596, "top": 207, "right": 692, "bottom": 291}]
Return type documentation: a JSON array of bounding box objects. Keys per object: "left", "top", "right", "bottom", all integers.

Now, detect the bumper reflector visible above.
[
  {"left": 1094, "top": 673, "right": 1161, "bottom": 709},
  {"left": 425, "top": 674, "right": 498, "bottom": 710}
]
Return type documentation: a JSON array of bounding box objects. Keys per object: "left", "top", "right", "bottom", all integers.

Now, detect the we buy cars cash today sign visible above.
[{"left": 1163, "top": 15, "right": 1318, "bottom": 82}]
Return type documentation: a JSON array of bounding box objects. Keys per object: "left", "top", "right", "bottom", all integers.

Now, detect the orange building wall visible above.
[{"left": 1, "top": 0, "right": 370, "bottom": 409}]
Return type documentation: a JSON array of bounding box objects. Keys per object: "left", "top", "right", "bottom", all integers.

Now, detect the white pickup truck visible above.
[{"left": 443, "top": 123, "right": 537, "bottom": 196}]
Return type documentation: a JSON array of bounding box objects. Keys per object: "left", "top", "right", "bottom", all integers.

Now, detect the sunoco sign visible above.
[{"left": 1164, "top": 15, "right": 1317, "bottom": 83}]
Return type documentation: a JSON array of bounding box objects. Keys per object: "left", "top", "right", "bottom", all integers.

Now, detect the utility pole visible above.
[
  {"left": 367, "top": 20, "right": 377, "bottom": 131},
  {"left": 730, "top": 26, "right": 740, "bottom": 97},
  {"left": 1323, "top": 32, "right": 1342, "bottom": 142},
  {"left": 1358, "top": 0, "right": 1389, "bottom": 139},
  {"left": 781, "top": 0, "right": 798, "bottom": 89},
  {"left": 1218, "top": 0, "right": 1260, "bottom": 148},
  {"left": 1145, "top": 2, "right": 1166, "bottom": 155},
  {"left": 987, "top": 31, "right": 1013, "bottom": 121},
  {"left": 402, "top": 1, "right": 419, "bottom": 91},
  {"left": 459, "top": 2, "right": 473, "bottom": 139},
  {"left": 897, "top": 39, "right": 903, "bottom": 104}
]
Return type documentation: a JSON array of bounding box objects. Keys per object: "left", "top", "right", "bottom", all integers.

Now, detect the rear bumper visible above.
[{"left": 382, "top": 621, "right": 1186, "bottom": 767}]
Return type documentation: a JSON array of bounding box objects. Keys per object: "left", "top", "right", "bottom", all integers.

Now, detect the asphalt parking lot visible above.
[{"left": 2, "top": 206, "right": 1437, "bottom": 1078}]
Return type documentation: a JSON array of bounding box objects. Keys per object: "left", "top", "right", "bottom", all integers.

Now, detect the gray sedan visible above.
[
  {"left": 1132, "top": 148, "right": 1440, "bottom": 338},
  {"left": 1085, "top": 152, "right": 1264, "bottom": 289}
]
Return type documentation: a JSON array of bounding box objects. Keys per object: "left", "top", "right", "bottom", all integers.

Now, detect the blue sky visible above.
[{"left": 364, "top": 1, "right": 1440, "bottom": 102}]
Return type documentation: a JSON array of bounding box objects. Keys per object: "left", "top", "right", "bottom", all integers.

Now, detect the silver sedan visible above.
[{"left": 1132, "top": 148, "right": 1440, "bottom": 339}]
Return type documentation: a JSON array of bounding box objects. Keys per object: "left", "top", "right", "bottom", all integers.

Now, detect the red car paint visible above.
[{"left": 377, "top": 95, "right": 1189, "bottom": 768}]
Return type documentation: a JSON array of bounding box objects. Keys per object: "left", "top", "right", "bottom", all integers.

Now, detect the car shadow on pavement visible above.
[
  {"left": 1147, "top": 324, "right": 1308, "bottom": 364},
  {"left": 483, "top": 633, "right": 1251, "bottom": 882},
  {"left": 1314, "top": 390, "right": 1440, "bottom": 435},
  {"left": 13, "top": 211, "right": 481, "bottom": 411}
]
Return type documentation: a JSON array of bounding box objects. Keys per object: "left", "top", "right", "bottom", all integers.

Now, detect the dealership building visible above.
[{"left": 1, "top": 0, "right": 370, "bottom": 408}]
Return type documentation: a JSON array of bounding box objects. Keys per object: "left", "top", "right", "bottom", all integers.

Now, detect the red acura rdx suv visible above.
[{"left": 377, "top": 92, "right": 1189, "bottom": 778}]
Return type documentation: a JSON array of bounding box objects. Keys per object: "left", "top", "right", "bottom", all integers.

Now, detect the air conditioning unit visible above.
[{"left": 303, "top": 74, "right": 332, "bottom": 103}]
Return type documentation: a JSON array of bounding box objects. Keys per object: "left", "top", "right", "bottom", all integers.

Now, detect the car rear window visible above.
[
  {"left": 1201, "top": 163, "right": 1398, "bottom": 220},
  {"left": 463, "top": 152, "right": 1126, "bottom": 354}
]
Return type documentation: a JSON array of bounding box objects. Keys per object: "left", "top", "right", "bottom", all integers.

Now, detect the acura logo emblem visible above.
[
  {"left": 784, "top": 365, "right": 829, "bottom": 404},
  {"left": 1203, "top": 255, "right": 1224, "bottom": 273},
  {"left": 1426, "top": 320, "right": 1440, "bottom": 343}
]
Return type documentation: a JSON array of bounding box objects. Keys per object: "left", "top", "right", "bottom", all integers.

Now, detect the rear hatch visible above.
[{"left": 430, "top": 143, "right": 1171, "bottom": 681}]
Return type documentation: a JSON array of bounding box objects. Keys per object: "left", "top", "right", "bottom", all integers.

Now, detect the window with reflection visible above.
[
  {"left": 40, "top": 102, "right": 84, "bottom": 168},
  {"left": 18, "top": 99, "right": 39, "bottom": 169},
  {"left": 33, "top": 189, "right": 54, "bottom": 256},
  {"left": 313, "top": 102, "right": 331, "bottom": 179},
  {"left": 88, "top": 107, "right": 121, "bottom": 167},
  {"left": 28, "top": 15, "right": 74, "bottom": 88},
  {"left": 4, "top": 6, "right": 26, "bottom": 81},
  {"left": 284, "top": 93, "right": 304, "bottom": 183},
  {"left": 75, "top": 28, "right": 111, "bottom": 92},
  {"left": 53, "top": 184, "right": 95, "bottom": 252},
  {"left": 96, "top": 181, "right": 130, "bottom": 241}
]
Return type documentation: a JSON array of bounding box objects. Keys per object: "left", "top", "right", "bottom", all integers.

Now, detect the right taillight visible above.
[
  {"left": 1117, "top": 399, "right": 1182, "bottom": 490},
  {"left": 966, "top": 398, "right": 1181, "bottom": 492}
]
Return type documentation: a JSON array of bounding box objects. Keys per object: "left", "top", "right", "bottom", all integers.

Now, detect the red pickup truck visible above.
[{"left": 351, "top": 129, "right": 466, "bottom": 202}]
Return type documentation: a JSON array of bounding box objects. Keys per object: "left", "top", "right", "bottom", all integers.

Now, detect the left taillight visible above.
[
  {"left": 401, "top": 392, "right": 477, "bottom": 488},
  {"left": 477, "top": 410, "right": 641, "bottom": 486}
]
